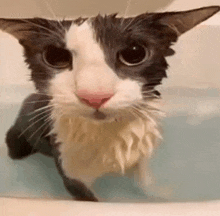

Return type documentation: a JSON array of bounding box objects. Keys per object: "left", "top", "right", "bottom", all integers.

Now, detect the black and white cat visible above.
[{"left": 1, "top": 6, "right": 219, "bottom": 201}]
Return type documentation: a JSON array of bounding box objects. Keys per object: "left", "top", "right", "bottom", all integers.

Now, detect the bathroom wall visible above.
[
  {"left": 0, "top": 0, "right": 173, "bottom": 18},
  {"left": 0, "top": 0, "right": 219, "bottom": 18}
]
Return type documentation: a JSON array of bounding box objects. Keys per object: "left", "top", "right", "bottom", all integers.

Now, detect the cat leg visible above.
[
  {"left": 62, "top": 176, "right": 98, "bottom": 202},
  {"left": 5, "top": 93, "right": 51, "bottom": 159},
  {"left": 53, "top": 154, "right": 98, "bottom": 202},
  {"left": 5, "top": 126, "right": 37, "bottom": 159},
  {"left": 132, "top": 157, "right": 154, "bottom": 192},
  {"left": 134, "top": 158, "right": 171, "bottom": 201}
]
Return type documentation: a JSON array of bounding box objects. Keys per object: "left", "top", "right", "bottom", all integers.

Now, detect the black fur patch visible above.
[
  {"left": 91, "top": 13, "right": 178, "bottom": 90},
  {"left": 19, "top": 19, "right": 72, "bottom": 91},
  {"left": 0, "top": 18, "right": 73, "bottom": 91}
]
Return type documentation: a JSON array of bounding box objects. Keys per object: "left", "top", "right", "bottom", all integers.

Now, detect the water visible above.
[{"left": 1, "top": 100, "right": 220, "bottom": 202}]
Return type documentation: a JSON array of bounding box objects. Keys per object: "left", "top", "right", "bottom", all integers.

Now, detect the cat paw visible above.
[{"left": 5, "top": 127, "right": 37, "bottom": 159}]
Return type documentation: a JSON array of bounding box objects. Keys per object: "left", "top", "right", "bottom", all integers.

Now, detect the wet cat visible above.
[{"left": 1, "top": 6, "right": 220, "bottom": 201}]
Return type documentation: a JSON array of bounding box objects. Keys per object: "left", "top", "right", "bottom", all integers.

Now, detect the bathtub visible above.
[{"left": 0, "top": 12, "right": 220, "bottom": 215}]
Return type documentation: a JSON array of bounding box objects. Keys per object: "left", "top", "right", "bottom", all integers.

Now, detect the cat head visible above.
[{"left": 0, "top": 6, "right": 219, "bottom": 122}]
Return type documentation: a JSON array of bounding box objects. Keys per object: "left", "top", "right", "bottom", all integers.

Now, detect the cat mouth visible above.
[
  {"left": 82, "top": 109, "right": 121, "bottom": 122},
  {"left": 90, "top": 110, "right": 118, "bottom": 122},
  {"left": 92, "top": 110, "right": 107, "bottom": 120}
]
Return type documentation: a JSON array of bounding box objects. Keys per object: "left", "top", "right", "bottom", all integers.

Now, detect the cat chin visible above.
[
  {"left": 73, "top": 108, "right": 135, "bottom": 123},
  {"left": 79, "top": 110, "right": 119, "bottom": 123}
]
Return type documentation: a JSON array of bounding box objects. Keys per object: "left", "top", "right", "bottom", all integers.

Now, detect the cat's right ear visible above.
[
  {"left": 0, "top": 18, "right": 67, "bottom": 48},
  {"left": 0, "top": 18, "right": 33, "bottom": 41}
]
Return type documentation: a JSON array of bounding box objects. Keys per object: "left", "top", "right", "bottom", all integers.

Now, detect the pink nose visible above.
[{"left": 77, "top": 91, "right": 114, "bottom": 109}]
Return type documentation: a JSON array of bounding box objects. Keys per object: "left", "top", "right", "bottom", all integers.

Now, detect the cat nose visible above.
[{"left": 76, "top": 90, "right": 114, "bottom": 109}]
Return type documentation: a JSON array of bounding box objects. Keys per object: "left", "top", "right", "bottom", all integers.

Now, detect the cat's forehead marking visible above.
[
  {"left": 64, "top": 20, "right": 121, "bottom": 92},
  {"left": 66, "top": 21, "right": 106, "bottom": 63}
]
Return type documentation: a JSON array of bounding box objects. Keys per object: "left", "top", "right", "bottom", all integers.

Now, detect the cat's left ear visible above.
[{"left": 156, "top": 6, "right": 220, "bottom": 36}]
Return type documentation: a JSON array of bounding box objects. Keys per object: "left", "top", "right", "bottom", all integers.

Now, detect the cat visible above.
[{"left": 1, "top": 6, "right": 219, "bottom": 202}]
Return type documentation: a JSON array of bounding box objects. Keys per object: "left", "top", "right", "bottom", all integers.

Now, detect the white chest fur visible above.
[{"left": 51, "top": 111, "right": 161, "bottom": 186}]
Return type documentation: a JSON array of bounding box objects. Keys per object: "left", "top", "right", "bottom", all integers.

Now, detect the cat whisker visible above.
[
  {"left": 136, "top": 98, "right": 160, "bottom": 105},
  {"left": 19, "top": 112, "right": 52, "bottom": 138},
  {"left": 20, "top": 19, "right": 64, "bottom": 41},
  {"left": 35, "top": 92, "right": 71, "bottom": 100},
  {"left": 50, "top": 107, "right": 66, "bottom": 120},
  {"left": 130, "top": 105, "right": 158, "bottom": 126},
  {"left": 16, "top": 29, "right": 61, "bottom": 40},
  {"left": 122, "top": 17, "right": 135, "bottom": 32},
  {"left": 49, "top": 96, "right": 80, "bottom": 108},
  {"left": 24, "top": 99, "right": 52, "bottom": 104},
  {"left": 126, "top": 107, "right": 140, "bottom": 119},
  {"left": 35, "top": 92, "right": 55, "bottom": 97},
  {"left": 131, "top": 102, "right": 158, "bottom": 116},
  {"left": 34, "top": 79, "right": 52, "bottom": 81},
  {"left": 18, "top": 104, "right": 53, "bottom": 118},
  {"left": 121, "top": 0, "right": 132, "bottom": 26},
  {"left": 27, "top": 104, "right": 54, "bottom": 116},
  {"left": 141, "top": 89, "right": 159, "bottom": 93},
  {"left": 35, "top": 92, "right": 49, "bottom": 96},
  {"left": 29, "top": 120, "right": 53, "bottom": 155},
  {"left": 27, "top": 115, "right": 52, "bottom": 141},
  {"left": 137, "top": 99, "right": 160, "bottom": 106},
  {"left": 141, "top": 92, "right": 161, "bottom": 98},
  {"left": 143, "top": 95, "right": 160, "bottom": 99},
  {"left": 142, "top": 93, "right": 160, "bottom": 98},
  {"left": 28, "top": 107, "right": 53, "bottom": 122},
  {"left": 59, "top": 103, "right": 80, "bottom": 110},
  {"left": 137, "top": 107, "right": 160, "bottom": 115},
  {"left": 135, "top": 101, "right": 163, "bottom": 114},
  {"left": 41, "top": 0, "right": 67, "bottom": 35},
  {"left": 130, "top": 106, "right": 147, "bottom": 120},
  {"left": 135, "top": 102, "right": 165, "bottom": 118}
]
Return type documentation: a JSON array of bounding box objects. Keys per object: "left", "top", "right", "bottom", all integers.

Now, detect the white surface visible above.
[
  {"left": 0, "top": 6, "right": 220, "bottom": 216},
  {"left": 1, "top": 197, "right": 220, "bottom": 216}
]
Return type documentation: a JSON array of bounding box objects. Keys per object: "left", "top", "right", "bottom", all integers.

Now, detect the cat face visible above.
[
  {"left": 0, "top": 6, "right": 219, "bottom": 122},
  {"left": 48, "top": 16, "right": 173, "bottom": 122}
]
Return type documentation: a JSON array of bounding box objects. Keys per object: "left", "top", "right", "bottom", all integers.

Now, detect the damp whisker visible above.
[
  {"left": 27, "top": 104, "right": 54, "bottom": 116},
  {"left": 19, "top": 112, "right": 51, "bottom": 138},
  {"left": 28, "top": 115, "right": 52, "bottom": 140},
  {"left": 21, "top": 19, "right": 64, "bottom": 40},
  {"left": 29, "top": 120, "right": 53, "bottom": 154},
  {"left": 28, "top": 107, "right": 53, "bottom": 122}
]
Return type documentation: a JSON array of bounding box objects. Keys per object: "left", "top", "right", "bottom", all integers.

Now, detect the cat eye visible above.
[
  {"left": 118, "top": 44, "right": 148, "bottom": 66},
  {"left": 43, "top": 45, "right": 72, "bottom": 69}
]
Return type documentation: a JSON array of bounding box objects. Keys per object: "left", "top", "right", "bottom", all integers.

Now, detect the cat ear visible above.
[
  {"left": 0, "top": 18, "right": 67, "bottom": 43},
  {"left": 157, "top": 6, "right": 220, "bottom": 36},
  {"left": 0, "top": 18, "right": 33, "bottom": 40}
]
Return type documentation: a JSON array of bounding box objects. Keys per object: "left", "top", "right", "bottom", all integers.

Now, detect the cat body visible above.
[{"left": 1, "top": 6, "right": 220, "bottom": 201}]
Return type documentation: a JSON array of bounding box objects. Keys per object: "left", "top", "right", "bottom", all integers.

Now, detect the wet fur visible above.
[{"left": 2, "top": 6, "right": 220, "bottom": 201}]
